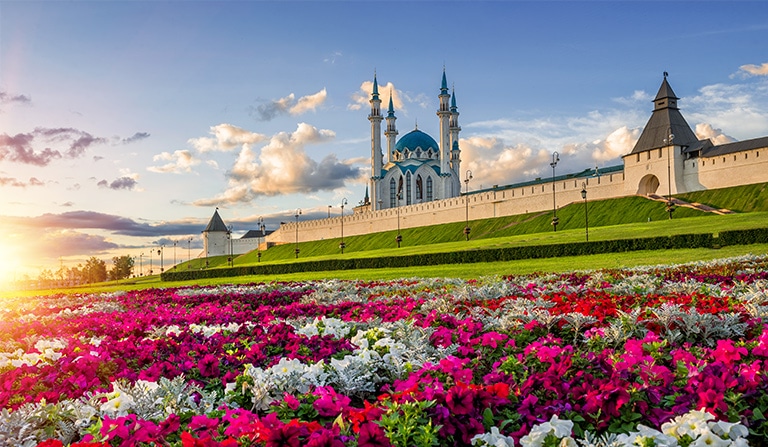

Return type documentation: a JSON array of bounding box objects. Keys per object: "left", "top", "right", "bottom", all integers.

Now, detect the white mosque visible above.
[{"left": 368, "top": 70, "right": 463, "bottom": 210}]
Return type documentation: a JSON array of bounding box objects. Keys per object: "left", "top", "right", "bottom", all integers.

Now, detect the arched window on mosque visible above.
[
  {"left": 389, "top": 178, "right": 397, "bottom": 208},
  {"left": 416, "top": 175, "right": 423, "bottom": 200},
  {"left": 406, "top": 172, "right": 412, "bottom": 205},
  {"left": 426, "top": 176, "right": 433, "bottom": 202}
]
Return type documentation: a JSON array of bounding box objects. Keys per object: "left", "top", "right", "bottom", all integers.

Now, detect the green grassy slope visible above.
[
  {"left": 229, "top": 195, "right": 705, "bottom": 264},
  {"left": 168, "top": 183, "right": 768, "bottom": 269},
  {"left": 676, "top": 182, "right": 768, "bottom": 212}
]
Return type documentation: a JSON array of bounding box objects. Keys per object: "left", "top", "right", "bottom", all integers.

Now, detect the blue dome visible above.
[{"left": 394, "top": 129, "right": 438, "bottom": 153}]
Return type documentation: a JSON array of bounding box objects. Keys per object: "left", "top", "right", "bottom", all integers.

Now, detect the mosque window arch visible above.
[
  {"left": 416, "top": 175, "right": 423, "bottom": 200},
  {"left": 406, "top": 172, "right": 412, "bottom": 205},
  {"left": 426, "top": 176, "right": 433, "bottom": 201},
  {"left": 389, "top": 178, "right": 397, "bottom": 208}
]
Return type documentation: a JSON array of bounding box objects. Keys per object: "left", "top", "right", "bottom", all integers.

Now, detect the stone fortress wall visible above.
[
  {"left": 265, "top": 169, "right": 629, "bottom": 245},
  {"left": 266, "top": 141, "right": 768, "bottom": 246}
]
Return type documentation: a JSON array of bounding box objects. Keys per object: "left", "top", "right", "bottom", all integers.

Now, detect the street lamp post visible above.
[
  {"left": 257, "top": 217, "right": 264, "bottom": 262},
  {"left": 327, "top": 205, "right": 331, "bottom": 218},
  {"left": 395, "top": 192, "right": 402, "bottom": 248},
  {"left": 172, "top": 241, "right": 177, "bottom": 270},
  {"left": 464, "top": 170, "right": 473, "bottom": 241},
  {"left": 149, "top": 249, "right": 153, "bottom": 276},
  {"left": 550, "top": 151, "right": 560, "bottom": 231},
  {"left": 340, "top": 198, "right": 348, "bottom": 253},
  {"left": 187, "top": 238, "right": 192, "bottom": 269},
  {"left": 139, "top": 252, "right": 144, "bottom": 277},
  {"left": 581, "top": 182, "right": 589, "bottom": 242},
  {"left": 294, "top": 209, "right": 302, "bottom": 259},
  {"left": 227, "top": 226, "right": 233, "bottom": 267},
  {"left": 664, "top": 129, "right": 676, "bottom": 219},
  {"left": 157, "top": 245, "right": 164, "bottom": 273}
]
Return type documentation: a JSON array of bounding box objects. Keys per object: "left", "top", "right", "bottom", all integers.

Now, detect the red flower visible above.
[{"left": 35, "top": 441, "right": 63, "bottom": 447}]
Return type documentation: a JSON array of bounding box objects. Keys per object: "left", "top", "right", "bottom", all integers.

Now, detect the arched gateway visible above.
[{"left": 638, "top": 174, "right": 660, "bottom": 195}]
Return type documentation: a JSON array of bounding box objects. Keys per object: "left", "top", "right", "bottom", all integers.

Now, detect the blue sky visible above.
[{"left": 1, "top": 0, "right": 768, "bottom": 280}]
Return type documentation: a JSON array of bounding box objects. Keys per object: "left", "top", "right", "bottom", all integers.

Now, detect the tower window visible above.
[{"left": 426, "top": 177, "right": 433, "bottom": 201}]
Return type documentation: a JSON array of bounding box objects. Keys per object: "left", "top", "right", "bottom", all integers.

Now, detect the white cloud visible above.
[
  {"left": 694, "top": 123, "right": 736, "bottom": 145},
  {"left": 348, "top": 80, "right": 405, "bottom": 111},
  {"left": 251, "top": 89, "right": 328, "bottom": 121},
  {"left": 612, "top": 90, "right": 651, "bottom": 106},
  {"left": 188, "top": 124, "right": 266, "bottom": 153},
  {"left": 147, "top": 150, "right": 200, "bottom": 174},
  {"left": 290, "top": 88, "right": 327, "bottom": 115},
  {"left": 460, "top": 136, "right": 550, "bottom": 188},
  {"left": 589, "top": 126, "right": 642, "bottom": 162},
  {"left": 739, "top": 62, "right": 768, "bottom": 77},
  {"left": 687, "top": 80, "right": 768, "bottom": 139},
  {"left": 193, "top": 123, "right": 364, "bottom": 206}
]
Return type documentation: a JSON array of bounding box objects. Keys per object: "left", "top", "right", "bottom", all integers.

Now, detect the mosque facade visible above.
[{"left": 368, "top": 70, "right": 463, "bottom": 210}]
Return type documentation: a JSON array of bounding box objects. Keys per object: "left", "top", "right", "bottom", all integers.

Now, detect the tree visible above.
[
  {"left": 82, "top": 257, "right": 108, "bottom": 284},
  {"left": 109, "top": 255, "right": 134, "bottom": 280}
]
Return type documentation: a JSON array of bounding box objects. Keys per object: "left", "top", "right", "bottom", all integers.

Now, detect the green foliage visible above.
[
  {"left": 82, "top": 257, "right": 108, "bottom": 284},
  {"left": 109, "top": 255, "right": 135, "bottom": 280},
  {"left": 376, "top": 400, "right": 442, "bottom": 447}
]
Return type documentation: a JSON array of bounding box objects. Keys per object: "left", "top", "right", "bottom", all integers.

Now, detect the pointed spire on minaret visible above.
[
  {"left": 451, "top": 86, "right": 457, "bottom": 111},
  {"left": 372, "top": 71, "right": 380, "bottom": 100},
  {"left": 441, "top": 67, "right": 449, "bottom": 93},
  {"left": 387, "top": 88, "right": 395, "bottom": 117}
]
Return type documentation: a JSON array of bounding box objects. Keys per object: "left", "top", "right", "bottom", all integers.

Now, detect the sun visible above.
[{"left": 0, "top": 243, "right": 25, "bottom": 290}]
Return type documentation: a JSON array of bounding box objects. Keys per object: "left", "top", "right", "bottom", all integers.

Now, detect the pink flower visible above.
[
  {"left": 283, "top": 392, "right": 300, "bottom": 410},
  {"left": 197, "top": 354, "right": 220, "bottom": 378},
  {"left": 713, "top": 339, "right": 747, "bottom": 365},
  {"left": 357, "top": 422, "right": 391, "bottom": 447},
  {"left": 445, "top": 384, "right": 474, "bottom": 415},
  {"left": 480, "top": 331, "right": 508, "bottom": 349}
]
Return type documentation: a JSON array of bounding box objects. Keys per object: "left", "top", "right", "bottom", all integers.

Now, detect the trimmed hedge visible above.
[
  {"left": 161, "top": 232, "right": 717, "bottom": 282},
  {"left": 718, "top": 228, "right": 768, "bottom": 246}
]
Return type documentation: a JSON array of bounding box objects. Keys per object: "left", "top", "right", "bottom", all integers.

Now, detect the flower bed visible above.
[{"left": 2, "top": 255, "right": 768, "bottom": 446}]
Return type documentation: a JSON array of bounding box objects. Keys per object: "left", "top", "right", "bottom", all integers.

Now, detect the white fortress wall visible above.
[
  {"left": 684, "top": 146, "right": 768, "bottom": 192},
  {"left": 265, "top": 170, "right": 627, "bottom": 245}
]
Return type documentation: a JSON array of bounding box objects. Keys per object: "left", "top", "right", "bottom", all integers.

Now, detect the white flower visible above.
[
  {"left": 661, "top": 409, "right": 715, "bottom": 439},
  {"left": 519, "top": 428, "right": 547, "bottom": 447},
  {"left": 690, "top": 427, "right": 730, "bottom": 447},
  {"left": 708, "top": 420, "right": 749, "bottom": 440},
  {"left": 470, "top": 426, "right": 515, "bottom": 447},
  {"left": 100, "top": 382, "right": 135, "bottom": 415},
  {"left": 297, "top": 322, "right": 320, "bottom": 337},
  {"left": 165, "top": 325, "right": 182, "bottom": 336},
  {"left": 548, "top": 414, "right": 574, "bottom": 438}
]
